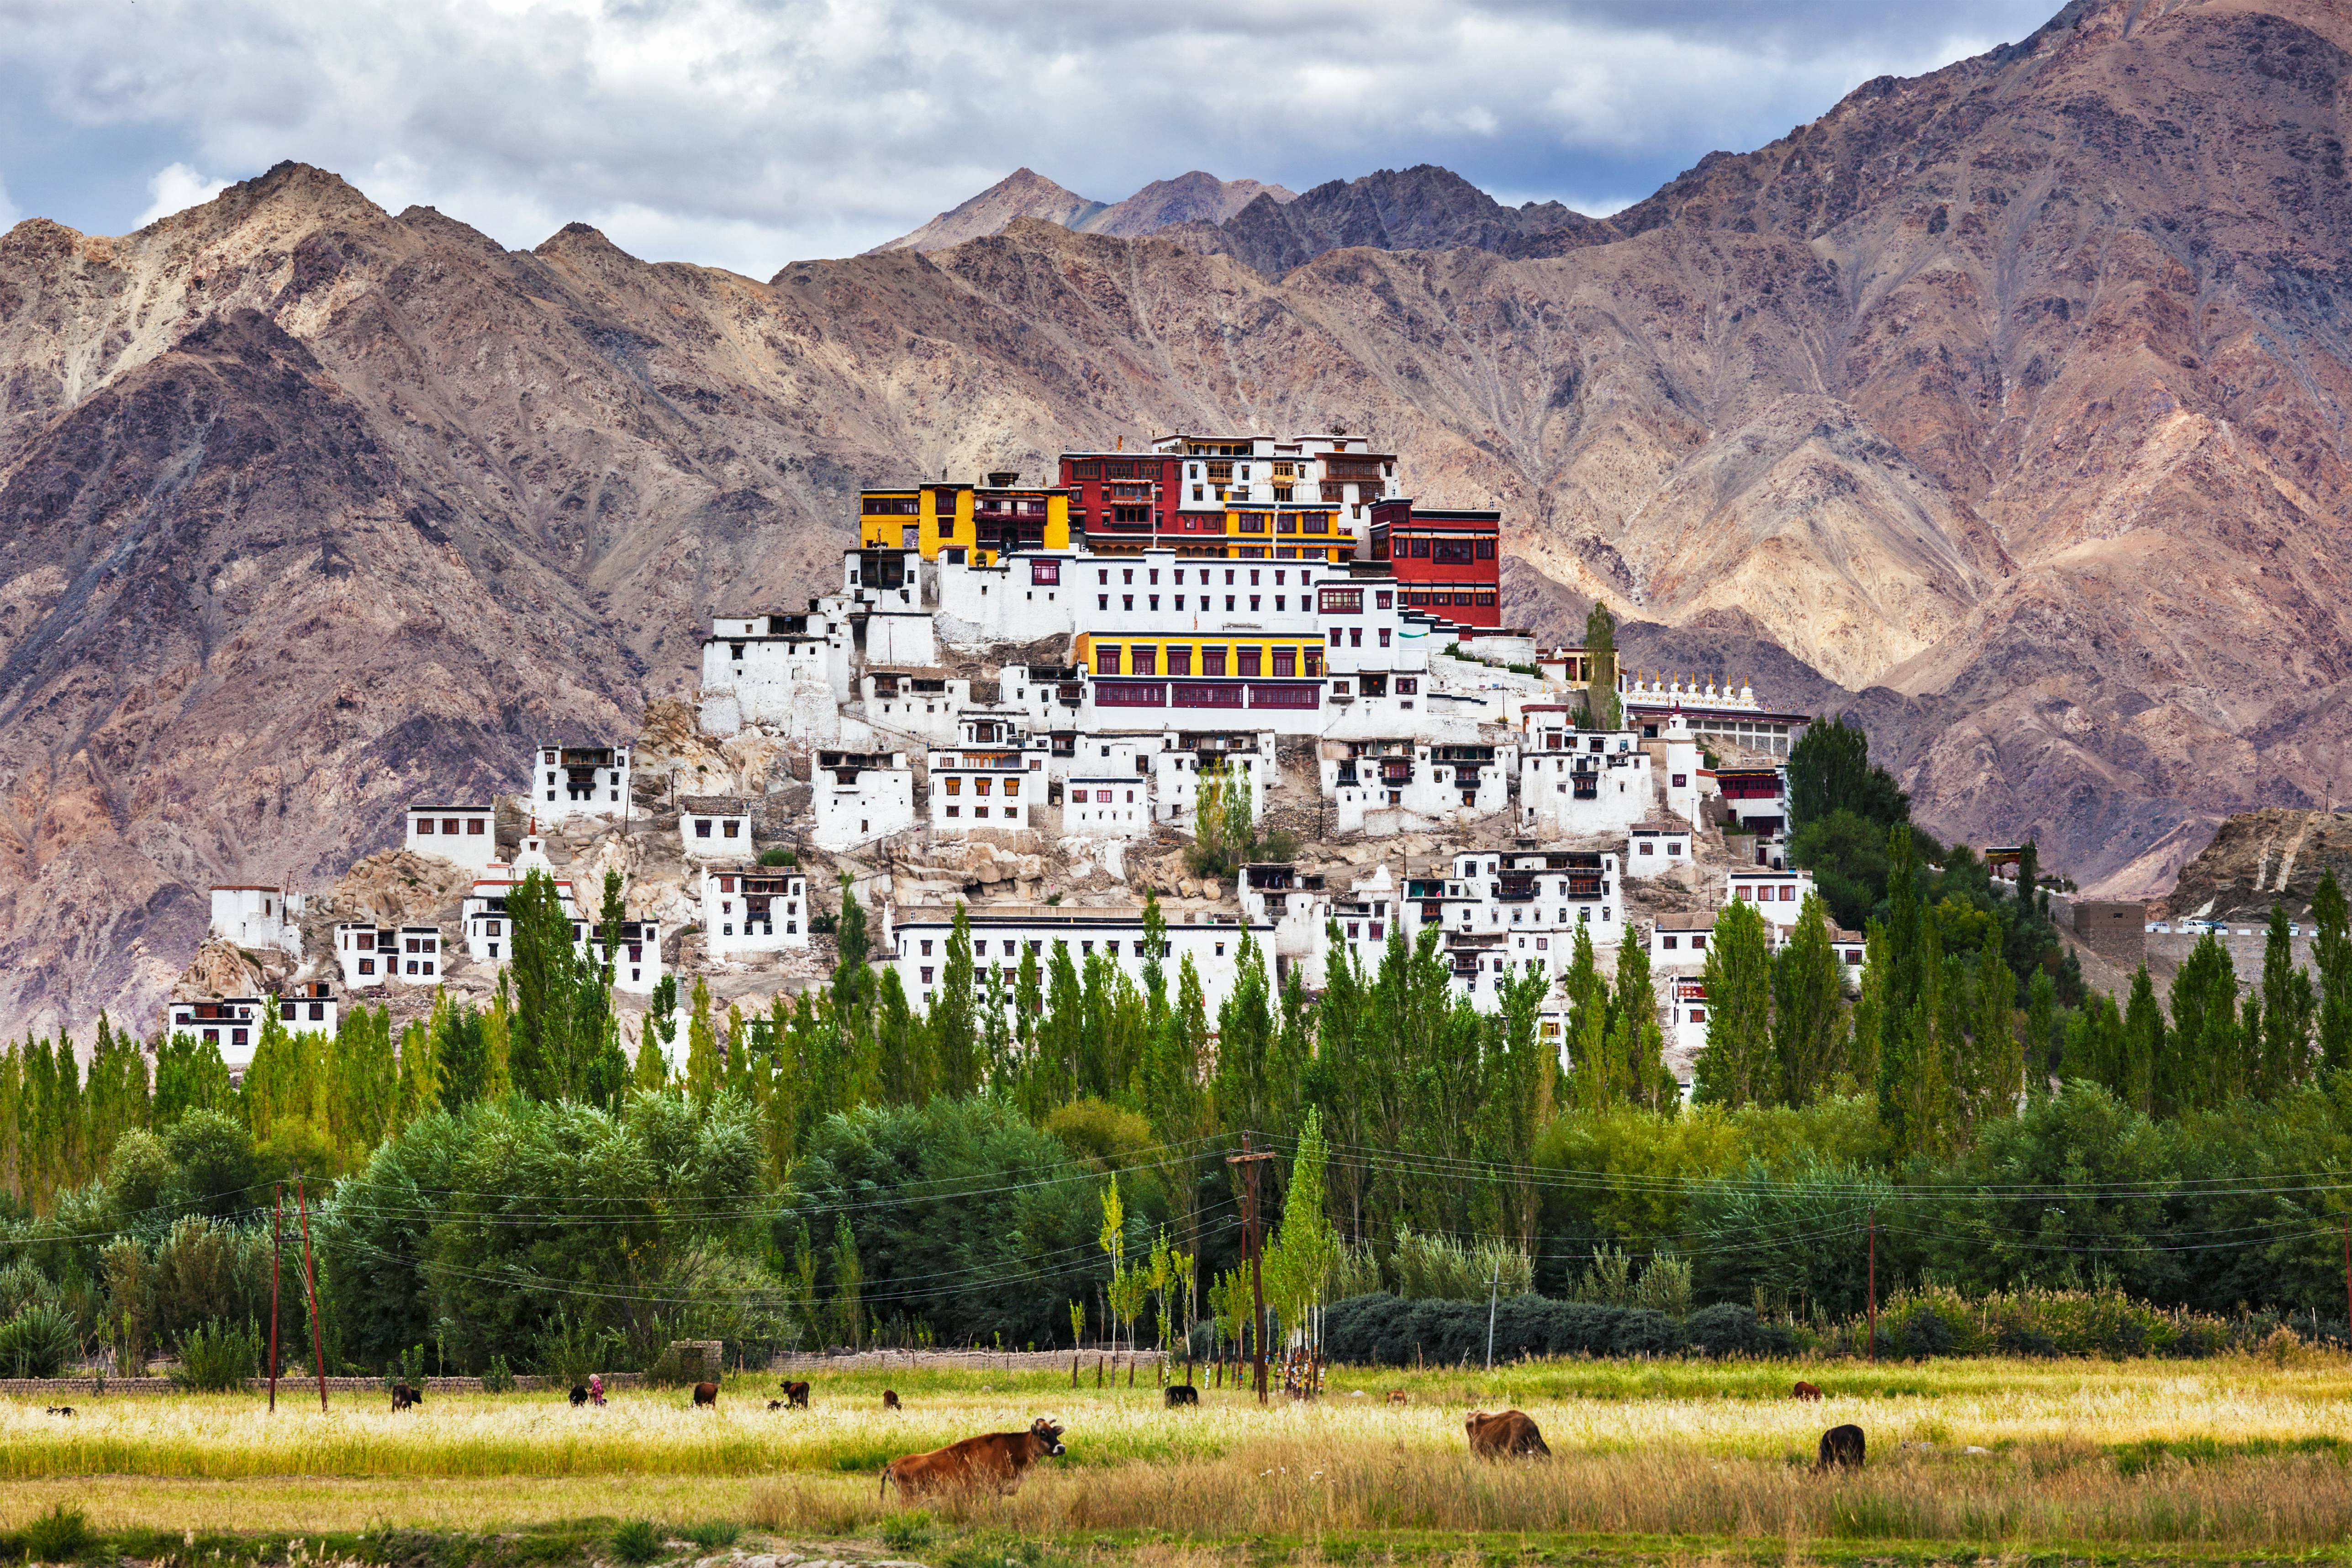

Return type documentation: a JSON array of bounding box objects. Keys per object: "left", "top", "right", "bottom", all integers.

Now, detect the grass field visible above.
[{"left": 11, "top": 1357, "right": 2352, "bottom": 1561}]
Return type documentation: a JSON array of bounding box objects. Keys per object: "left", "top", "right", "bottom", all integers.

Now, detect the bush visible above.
[
  {"left": 610, "top": 1520, "right": 663, "bottom": 1564},
  {"left": 681, "top": 1522, "right": 740, "bottom": 1550},
  {"left": 757, "top": 848, "right": 796, "bottom": 868},
  {"left": 480, "top": 1354, "right": 514, "bottom": 1393},
  {"left": 879, "top": 1512, "right": 934, "bottom": 1550},
  {"left": 1609, "top": 1308, "right": 1680, "bottom": 1356},
  {"left": 1682, "top": 1303, "right": 1769, "bottom": 1359},
  {"left": 18, "top": 1504, "right": 91, "bottom": 1562},
  {"left": 0, "top": 1303, "right": 79, "bottom": 1378},
  {"left": 171, "top": 1319, "right": 259, "bottom": 1391}
]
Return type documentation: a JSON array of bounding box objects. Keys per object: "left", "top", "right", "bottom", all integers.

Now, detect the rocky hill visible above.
[
  {"left": 1169, "top": 164, "right": 1620, "bottom": 275},
  {"left": 870, "top": 169, "right": 1293, "bottom": 253},
  {"left": 2, "top": 0, "right": 2351, "bottom": 1038},
  {"left": 2161, "top": 808, "right": 2352, "bottom": 922}
]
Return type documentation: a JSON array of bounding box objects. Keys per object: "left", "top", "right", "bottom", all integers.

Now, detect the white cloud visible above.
[
  {"left": 136, "top": 163, "right": 232, "bottom": 227},
  {"left": 2, "top": 0, "right": 2064, "bottom": 270}
]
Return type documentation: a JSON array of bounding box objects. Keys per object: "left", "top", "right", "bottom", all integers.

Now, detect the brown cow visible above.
[
  {"left": 1792, "top": 1380, "right": 1824, "bottom": 1401},
  {"left": 880, "top": 1417, "right": 1067, "bottom": 1502},
  {"left": 692, "top": 1381, "right": 719, "bottom": 1408},
  {"left": 1465, "top": 1410, "right": 1550, "bottom": 1459},
  {"left": 882, "top": 1389, "right": 901, "bottom": 1410},
  {"left": 1385, "top": 1390, "right": 1410, "bottom": 1405},
  {"left": 1817, "top": 1424, "right": 1865, "bottom": 1470},
  {"left": 779, "top": 1379, "right": 811, "bottom": 1408}
]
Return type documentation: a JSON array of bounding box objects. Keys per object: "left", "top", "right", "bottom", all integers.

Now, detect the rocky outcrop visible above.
[{"left": 2160, "top": 809, "right": 2352, "bottom": 922}]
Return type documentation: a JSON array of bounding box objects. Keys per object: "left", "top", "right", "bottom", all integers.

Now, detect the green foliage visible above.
[
  {"left": 682, "top": 1522, "right": 741, "bottom": 1550},
  {"left": 757, "top": 847, "right": 797, "bottom": 868},
  {"left": 18, "top": 1504, "right": 92, "bottom": 1563},
  {"left": 171, "top": 1318, "right": 259, "bottom": 1391},
  {"left": 480, "top": 1354, "right": 515, "bottom": 1393},
  {"left": 879, "top": 1513, "right": 934, "bottom": 1550},
  {"left": 1786, "top": 715, "right": 1908, "bottom": 832},
  {"left": 0, "top": 1302, "right": 79, "bottom": 1377},
  {"left": 1386, "top": 1223, "right": 1533, "bottom": 1300},
  {"left": 1576, "top": 604, "right": 1620, "bottom": 731},
  {"left": 609, "top": 1520, "right": 664, "bottom": 1564},
  {"left": 1693, "top": 899, "right": 1772, "bottom": 1107}
]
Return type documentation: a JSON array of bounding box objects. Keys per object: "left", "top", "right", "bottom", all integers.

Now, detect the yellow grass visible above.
[{"left": 11, "top": 1358, "right": 2352, "bottom": 1550}]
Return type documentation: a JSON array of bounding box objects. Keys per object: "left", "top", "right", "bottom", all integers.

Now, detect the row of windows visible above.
[
  {"left": 1095, "top": 646, "right": 1322, "bottom": 679},
  {"left": 941, "top": 804, "right": 1021, "bottom": 819},
  {"left": 1392, "top": 536, "right": 1497, "bottom": 561},
  {"left": 691, "top": 818, "right": 745, "bottom": 838},
  {"left": 940, "top": 777, "right": 1022, "bottom": 796},
  {"left": 413, "top": 817, "right": 488, "bottom": 835}
]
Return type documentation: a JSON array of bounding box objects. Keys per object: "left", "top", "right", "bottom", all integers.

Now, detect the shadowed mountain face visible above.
[
  {"left": 1169, "top": 163, "right": 1621, "bottom": 275},
  {"left": 0, "top": 0, "right": 2348, "bottom": 1037}
]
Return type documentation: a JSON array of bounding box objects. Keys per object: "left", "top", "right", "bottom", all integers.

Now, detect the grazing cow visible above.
[
  {"left": 879, "top": 1417, "right": 1066, "bottom": 1502},
  {"left": 1792, "top": 1381, "right": 1824, "bottom": 1401},
  {"left": 1164, "top": 1384, "right": 1198, "bottom": 1408},
  {"left": 883, "top": 1389, "right": 901, "bottom": 1410},
  {"left": 692, "top": 1381, "right": 719, "bottom": 1408},
  {"left": 767, "top": 1400, "right": 784, "bottom": 1411},
  {"left": 44, "top": 1406, "right": 73, "bottom": 1417},
  {"left": 391, "top": 1381, "right": 420, "bottom": 1411},
  {"left": 1386, "top": 1390, "right": 1410, "bottom": 1405},
  {"left": 570, "top": 1385, "right": 590, "bottom": 1407},
  {"left": 1465, "top": 1410, "right": 1550, "bottom": 1459},
  {"left": 1817, "top": 1424, "right": 1866, "bottom": 1471},
  {"left": 779, "top": 1379, "right": 810, "bottom": 1408}
]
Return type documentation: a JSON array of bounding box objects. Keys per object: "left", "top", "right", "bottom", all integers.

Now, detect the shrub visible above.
[
  {"left": 681, "top": 1522, "right": 740, "bottom": 1550},
  {"left": 0, "top": 1303, "right": 79, "bottom": 1378},
  {"left": 1610, "top": 1308, "right": 1680, "bottom": 1356},
  {"left": 610, "top": 1520, "right": 664, "bottom": 1564},
  {"left": 1682, "top": 1303, "right": 1768, "bottom": 1359},
  {"left": 171, "top": 1319, "right": 259, "bottom": 1391},
  {"left": 879, "top": 1512, "right": 934, "bottom": 1550},
  {"left": 480, "top": 1354, "right": 514, "bottom": 1393},
  {"left": 757, "top": 848, "right": 796, "bottom": 868},
  {"left": 19, "top": 1504, "right": 91, "bottom": 1562}
]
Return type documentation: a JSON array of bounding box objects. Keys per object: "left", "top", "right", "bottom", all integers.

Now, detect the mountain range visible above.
[{"left": 1, "top": 0, "right": 2349, "bottom": 1040}]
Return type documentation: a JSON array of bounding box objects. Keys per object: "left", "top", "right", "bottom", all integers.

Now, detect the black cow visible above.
[
  {"left": 1164, "top": 1384, "right": 1198, "bottom": 1408},
  {"left": 779, "top": 1379, "right": 810, "bottom": 1408},
  {"left": 1817, "top": 1424, "right": 1866, "bottom": 1470},
  {"left": 44, "top": 1406, "right": 73, "bottom": 1417},
  {"left": 570, "top": 1384, "right": 590, "bottom": 1407},
  {"left": 391, "top": 1381, "right": 420, "bottom": 1411}
]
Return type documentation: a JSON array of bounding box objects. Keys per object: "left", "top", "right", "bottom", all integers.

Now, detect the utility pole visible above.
[
  {"left": 269, "top": 1184, "right": 283, "bottom": 1411},
  {"left": 1228, "top": 1133, "right": 1276, "bottom": 1405},
  {"left": 1484, "top": 1255, "right": 1501, "bottom": 1371},
  {"left": 1867, "top": 1205, "right": 1877, "bottom": 1365},
  {"left": 298, "top": 1175, "right": 328, "bottom": 1411},
  {"left": 2341, "top": 1217, "right": 2350, "bottom": 1337}
]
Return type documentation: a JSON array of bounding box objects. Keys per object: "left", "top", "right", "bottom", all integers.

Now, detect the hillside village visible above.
[{"left": 166, "top": 431, "right": 1873, "bottom": 1093}]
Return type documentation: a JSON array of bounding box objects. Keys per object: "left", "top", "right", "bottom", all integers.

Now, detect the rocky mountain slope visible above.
[
  {"left": 1, "top": 0, "right": 2349, "bottom": 1037},
  {"left": 1169, "top": 164, "right": 1621, "bottom": 275},
  {"left": 871, "top": 169, "right": 1293, "bottom": 253},
  {"left": 2161, "top": 808, "right": 2352, "bottom": 922}
]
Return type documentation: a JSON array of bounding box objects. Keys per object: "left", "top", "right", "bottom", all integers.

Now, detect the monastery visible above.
[{"left": 164, "top": 431, "right": 1830, "bottom": 1092}]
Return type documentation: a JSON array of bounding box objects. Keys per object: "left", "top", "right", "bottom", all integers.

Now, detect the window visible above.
[
  {"left": 468, "top": 818, "right": 485, "bottom": 834},
  {"left": 1672, "top": 773, "right": 1688, "bottom": 788},
  {"left": 921, "top": 967, "right": 934, "bottom": 984},
  {"left": 945, "top": 778, "right": 961, "bottom": 796},
  {"left": 416, "top": 817, "right": 435, "bottom": 834},
  {"left": 1319, "top": 586, "right": 1363, "bottom": 614},
  {"left": 1203, "top": 647, "right": 1227, "bottom": 677},
  {"left": 975, "top": 777, "right": 993, "bottom": 797},
  {"left": 695, "top": 819, "right": 712, "bottom": 837},
  {"left": 1132, "top": 647, "right": 1158, "bottom": 676},
  {"left": 1376, "top": 591, "right": 1392, "bottom": 609},
  {"left": 1693, "top": 935, "right": 1708, "bottom": 950},
  {"left": 1640, "top": 841, "right": 1654, "bottom": 855},
  {"left": 1305, "top": 650, "right": 1324, "bottom": 678},
  {"left": 1689, "top": 1008, "right": 1707, "bottom": 1023},
  {"left": 1662, "top": 934, "right": 1679, "bottom": 949},
  {"left": 1169, "top": 647, "right": 1192, "bottom": 676},
  {"left": 1476, "top": 539, "right": 1497, "bottom": 559},
  {"left": 1005, "top": 779, "right": 1020, "bottom": 797},
  {"left": 1097, "top": 646, "right": 1122, "bottom": 675},
  {"left": 1032, "top": 559, "right": 1060, "bottom": 585},
  {"left": 1378, "top": 629, "right": 1391, "bottom": 647},
  {"left": 442, "top": 818, "right": 460, "bottom": 834},
  {"left": 1273, "top": 648, "right": 1296, "bottom": 677},
  {"left": 1073, "top": 789, "right": 1089, "bottom": 804}
]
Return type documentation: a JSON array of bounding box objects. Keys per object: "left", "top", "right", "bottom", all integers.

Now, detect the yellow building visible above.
[
  {"left": 1073, "top": 632, "right": 1327, "bottom": 684},
  {"left": 1221, "top": 505, "right": 1354, "bottom": 563},
  {"left": 860, "top": 480, "right": 1072, "bottom": 564}
]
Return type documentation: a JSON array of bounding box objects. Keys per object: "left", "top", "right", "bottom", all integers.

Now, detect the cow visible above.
[
  {"left": 1792, "top": 1381, "right": 1824, "bottom": 1401},
  {"left": 1817, "top": 1424, "right": 1866, "bottom": 1471},
  {"left": 43, "top": 1406, "right": 73, "bottom": 1417},
  {"left": 883, "top": 1389, "right": 901, "bottom": 1410},
  {"left": 1164, "top": 1384, "right": 1198, "bottom": 1408},
  {"left": 779, "top": 1379, "right": 811, "bottom": 1408},
  {"left": 879, "top": 1417, "right": 1067, "bottom": 1503},
  {"left": 767, "top": 1400, "right": 784, "bottom": 1411},
  {"left": 1386, "top": 1390, "right": 1410, "bottom": 1405},
  {"left": 570, "top": 1385, "right": 590, "bottom": 1407},
  {"left": 692, "top": 1381, "right": 719, "bottom": 1408},
  {"left": 391, "top": 1381, "right": 420, "bottom": 1411},
  {"left": 1465, "top": 1410, "right": 1549, "bottom": 1459}
]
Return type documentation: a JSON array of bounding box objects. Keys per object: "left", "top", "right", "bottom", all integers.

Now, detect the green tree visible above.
[
  {"left": 1785, "top": 714, "right": 1908, "bottom": 832},
  {"left": 506, "top": 869, "right": 579, "bottom": 1100},
  {"left": 1772, "top": 892, "right": 1846, "bottom": 1105},
  {"left": 1609, "top": 931, "right": 1677, "bottom": 1112},
  {"left": 931, "top": 902, "right": 981, "bottom": 1097},
  {"left": 1578, "top": 603, "right": 1621, "bottom": 731},
  {"left": 685, "top": 975, "right": 721, "bottom": 1108},
  {"left": 2163, "top": 934, "right": 2241, "bottom": 1114},
  {"left": 2260, "top": 903, "right": 2316, "bottom": 1097},
  {"left": 1956, "top": 931, "right": 2021, "bottom": 1136},
  {"left": 2022, "top": 968, "right": 2059, "bottom": 1093},
  {"left": 2119, "top": 966, "right": 2163, "bottom": 1113},
  {"left": 2315, "top": 868, "right": 2352, "bottom": 1074},
  {"left": 1693, "top": 899, "right": 1772, "bottom": 1108}
]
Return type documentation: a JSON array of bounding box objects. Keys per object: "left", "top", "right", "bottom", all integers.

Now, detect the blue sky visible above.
[{"left": 0, "top": 0, "right": 2061, "bottom": 277}]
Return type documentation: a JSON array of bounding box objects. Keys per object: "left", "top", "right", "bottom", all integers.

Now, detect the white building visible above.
[
  {"left": 1714, "top": 765, "right": 1789, "bottom": 840},
  {"left": 1240, "top": 863, "right": 1334, "bottom": 988},
  {"left": 209, "top": 886, "right": 302, "bottom": 957},
  {"left": 1727, "top": 867, "right": 1819, "bottom": 931},
  {"left": 1661, "top": 716, "right": 1707, "bottom": 826},
  {"left": 1519, "top": 727, "right": 1653, "bottom": 837},
  {"left": 1152, "top": 730, "right": 1277, "bottom": 830},
  {"left": 845, "top": 548, "right": 939, "bottom": 667},
  {"left": 929, "top": 740, "right": 1046, "bottom": 834},
  {"left": 1664, "top": 977, "right": 1709, "bottom": 1082},
  {"left": 591, "top": 920, "right": 665, "bottom": 994},
  {"left": 461, "top": 858, "right": 579, "bottom": 968},
  {"left": 333, "top": 924, "right": 444, "bottom": 989},
  {"left": 1150, "top": 431, "right": 1403, "bottom": 534},
  {"left": 1319, "top": 724, "right": 1515, "bottom": 834},
  {"left": 405, "top": 804, "right": 499, "bottom": 873},
  {"left": 864, "top": 672, "right": 973, "bottom": 748},
  {"left": 889, "top": 905, "right": 1275, "bottom": 1016},
  {"left": 701, "top": 867, "right": 811, "bottom": 958},
  {"left": 699, "top": 607, "right": 852, "bottom": 738},
  {"left": 274, "top": 981, "right": 338, "bottom": 1037},
  {"left": 1402, "top": 847, "right": 1626, "bottom": 1005},
  {"left": 938, "top": 550, "right": 1083, "bottom": 644},
  {"left": 162, "top": 996, "right": 266, "bottom": 1073},
  {"left": 680, "top": 797, "right": 756, "bottom": 859},
  {"left": 1626, "top": 820, "right": 1694, "bottom": 879},
  {"left": 813, "top": 750, "right": 916, "bottom": 851},
  {"left": 533, "top": 743, "right": 631, "bottom": 822},
  {"left": 1064, "top": 773, "right": 1152, "bottom": 836}
]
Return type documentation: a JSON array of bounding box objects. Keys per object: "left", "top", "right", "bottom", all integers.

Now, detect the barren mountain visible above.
[
  {"left": 2160, "top": 808, "right": 2352, "bottom": 921},
  {"left": 871, "top": 168, "right": 1292, "bottom": 253},
  {"left": 1, "top": 0, "right": 2349, "bottom": 1037},
  {"left": 1171, "top": 163, "right": 1620, "bottom": 275}
]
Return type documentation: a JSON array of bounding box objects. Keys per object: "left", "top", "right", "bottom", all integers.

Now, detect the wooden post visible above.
[
  {"left": 2341, "top": 1218, "right": 2350, "bottom": 1337},
  {"left": 269, "top": 1184, "right": 282, "bottom": 1411},
  {"left": 298, "top": 1175, "right": 328, "bottom": 1411},
  {"left": 1071, "top": 1353, "right": 1078, "bottom": 1389},
  {"left": 1096, "top": 1355, "right": 1103, "bottom": 1388},
  {"left": 1229, "top": 1134, "right": 1276, "bottom": 1405}
]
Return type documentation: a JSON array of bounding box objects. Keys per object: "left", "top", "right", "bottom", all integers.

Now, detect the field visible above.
[{"left": 10, "top": 1357, "right": 2352, "bottom": 1563}]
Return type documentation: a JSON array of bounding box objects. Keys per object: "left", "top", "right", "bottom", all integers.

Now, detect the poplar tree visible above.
[
  {"left": 1957, "top": 935, "right": 2021, "bottom": 1132},
  {"left": 2067, "top": 991, "right": 2126, "bottom": 1091},
  {"left": 506, "top": 868, "right": 577, "bottom": 1099},
  {"left": 685, "top": 975, "right": 721, "bottom": 1107},
  {"left": 876, "top": 968, "right": 931, "bottom": 1104},
  {"left": 2314, "top": 868, "right": 2352, "bottom": 1074},
  {"left": 1877, "top": 826, "right": 1928, "bottom": 1134},
  {"left": 1693, "top": 898, "right": 1772, "bottom": 1108},
  {"left": 1609, "top": 931, "right": 1677, "bottom": 1111},
  {"left": 1213, "top": 932, "right": 1281, "bottom": 1139},
  {"left": 1562, "top": 923, "right": 1612, "bottom": 1109},
  {"left": 1772, "top": 892, "right": 1846, "bottom": 1105},
  {"left": 1578, "top": 603, "right": 1621, "bottom": 730},
  {"left": 2163, "top": 934, "right": 2239, "bottom": 1113},
  {"left": 2260, "top": 902, "right": 2316, "bottom": 1095},
  {"left": 2023, "top": 969, "right": 2059, "bottom": 1091},
  {"left": 1887, "top": 906, "right": 1954, "bottom": 1158},
  {"left": 2119, "top": 965, "right": 2163, "bottom": 1112},
  {"left": 931, "top": 902, "right": 980, "bottom": 1098}
]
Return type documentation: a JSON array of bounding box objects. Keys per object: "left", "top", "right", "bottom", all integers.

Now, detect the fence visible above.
[
  {"left": 0, "top": 1372, "right": 651, "bottom": 1398},
  {"left": 768, "top": 1348, "right": 1168, "bottom": 1374}
]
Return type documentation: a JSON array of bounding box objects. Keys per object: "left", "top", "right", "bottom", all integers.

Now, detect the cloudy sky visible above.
[{"left": 0, "top": 0, "right": 2059, "bottom": 277}]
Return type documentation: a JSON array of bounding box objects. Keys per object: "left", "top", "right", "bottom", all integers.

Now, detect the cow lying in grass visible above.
[{"left": 881, "top": 1418, "right": 1066, "bottom": 1502}]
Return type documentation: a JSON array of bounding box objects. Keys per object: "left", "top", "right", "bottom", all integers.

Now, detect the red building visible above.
[
  {"left": 1367, "top": 500, "right": 1501, "bottom": 629},
  {"left": 1056, "top": 451, "right": 1215, "bottom": 553}
]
